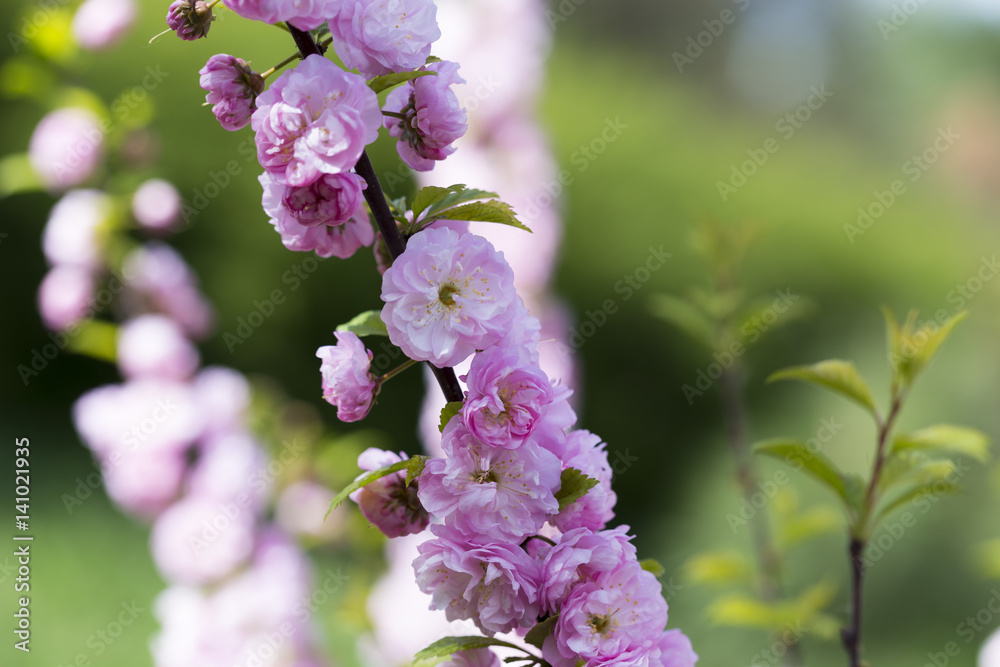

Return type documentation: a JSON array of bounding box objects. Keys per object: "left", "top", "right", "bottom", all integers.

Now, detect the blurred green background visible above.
[{"left": 2, "top": 1, "right": 1000, "bottom": 666}]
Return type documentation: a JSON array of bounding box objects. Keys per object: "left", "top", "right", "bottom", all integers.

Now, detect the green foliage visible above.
[
  {"left": 767, "top": 360, "right": 877, "bottom": 416},
  {"left": 639, "top": 558, "right": 666, "bottom": 577},
  {"left": 524, "top": 615, "right": 559, "bottom": 649},
  {"left": 753, "top": 439, "right": 855, "bottom": 513},
  {"left": 892, "top": 425, "right": 990, "bottom": 463},
  {"left": 327, "top": 456, "right": 427, "bottom": 516},
  {"left": 648, "top": 293, "right": 716, "bottom": 350},
  {"left": 413, "top": 636, "right": 531, "bottom": 667},
  {"left": 685, "top": 551, "right": 752, "bottom": 587},
  {"left": 438, "top": 401, "right": 464, "bottom": 433},
  {"left": 407, "top": 184, "right": 531, "bottom": 233},
  {"left": 67, "top": 320, "right": 118, "bottom": 362},
  {"left": 883, "top": 307, "right": 968, "bottom": 388},
  {"left": 367, "top": 69, "right": 436, "bottom": 94},
  {"left": 707, "top": 582, "right": 838, "bottom": 638},
  {"left": 336, "top": 310, "right": 388, "bottom": 337},
  {"left": 554, "top": 468, "right": 600, "bottom": 510}
]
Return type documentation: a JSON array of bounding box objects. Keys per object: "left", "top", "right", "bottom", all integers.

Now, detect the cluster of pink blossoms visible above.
[
  {"left": 318, "top": 225, "right": 696, "bottom": 667},
  {"left": 183, "top": 0, "right": 466, "bottom": 257}
]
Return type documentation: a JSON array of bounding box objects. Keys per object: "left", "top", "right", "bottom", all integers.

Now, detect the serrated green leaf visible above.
[
  {"left": 649, "top": 294, "right": 716, "bottom": 350},
  {"left": 336, "top": 310, "right": 388, "bottom": 337},
  {"left": 422, "top": 185, "right": 498, "bottom": 220},
  {"left": 555, "top": 468, "right": 600, "bottom": 510},
  {"left": 639, "top": 558, "right": 666, "bottom": 577},
  {"left": 405, "top": 456, "right": 427, "bottom": 487},
  {"left": 685, "top": 551, "right": 752, "bottom": 586},
  {"left": 767, "top": 360, "right": 877, "bottom": 414},
  {"left": 893, "top": 425, "right": 990, "bottom": 463},
  {"left": 413, "top": 636, "right": 525, "bottom": 666},
  {"left": 434, "top": 201, "right": 531, "bottom": 232},
  {"left": 438, "top": 401, "right": 463, "bottom": 433},
  {"left": 524, "top": 615, "right": 558, "bottom": 649},
  {"left": 412, "top": 184, "right": 466, "bottom": 219},
  {"left": 327, "top": 458, "right": 411, "bottom": 516},
  {"left": 753, "top": 439, "right": 850, "bottom": 507},
  {"left": 368, "top": 69, "right": 436, "bottom": 94}
]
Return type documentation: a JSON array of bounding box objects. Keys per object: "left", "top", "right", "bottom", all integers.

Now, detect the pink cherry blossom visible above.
[
  {"left": 540, "top": 526, "right": 637, "bottom": 615},
  {"left": 199, "top": 54, "right": 264, "bottom": 131},
  {"left": 417, "top": 419, "right": 560, "bottom": 542},
  {"left": 348, "top": 448, "right": 429, "bottom": 537},
  {"left": 251, "top": 54, "right": 381, "bottom": 186},
  {"left": 42, "top": 189, "right": 109, "bottom": 270},
  {"left": 132, "top": 178, "right": 182, "bottom": 231},
  {"left": 29, "top": 108, "right": 104, "bottom": 191},
  {"left": 117, "top": 314, "right": 200, "bottom": 381},
  {"left": 380, "top": 226, "right": 517, "bottom": 368},
  {"left": 225, "top": 0, "right": 339, "bottom": 30},
  {"left": 150, "top": 494, "right": 256, "bottom": 585},
  {"left": 122, "top": 242, "right": 215, "bottom": 339},
  {"left": 72, "top": 0, "right": 136, "bottom": 50},
  {"left": 165, "top": 0, "right": 214, "bottom": 40},
  {"left": 328, "top": 0, "right": 441, "bottom": 79},
  {"left": 317, "top": 331, "right": 378, "bottom": 421},
  {"left": 460, "top": 345, "right": 553, "bottom": 449},
  {"left": 554, "top": 429, "right": 616, "bottom": 533},
  {"left": 282, "top": 172, "right": 366, "bottom": 227},
  {"left": 260, "top": 172, "right": 375, "bottom": 258},
  {"left": 413, "top": 524, "right": 541, "bottom": 635},
  {"left": 442, "top": 649, "right": 501, "bottom": 667},
  {"left": 38, "top": 265, "right": 94, "bottom": 331},
  {"left": 383, "top": 60, "right": 467, "bottom": 171},
  {"left": 652, "top": 629, "right": 698, "bottom": 667},
  {"left": 547, "top": 561, "right": 668, "bottom": 664}
]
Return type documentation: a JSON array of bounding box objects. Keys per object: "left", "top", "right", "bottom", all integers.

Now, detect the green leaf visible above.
[
  {"left": 434, "top": 200, "right": 531, "bottom": 232},
  {"left": 639, "top": 558, "right": 666, "bottom": 577},
  {"left": 368, "top": 69, "right": 436, "bottom": 94},
  {"left": 411, "top": 184, "right": 467, "bottom": 219},
  {"left": 405, "top": 456, "right": 426, "bottom": 487},
  {"left": 68, "top": 320, "right": 119, "bottom": 362},
  {"left": 767, "top": 359, "right": 877, "bottom": 415},
  {"left": 777, "top": 505, "right": 842, "bottom": 548},
  {"left": 885, "top": 308, "right": 967, "bottom": 386},
  {"left": 438, "top": 401, "right": 464, "bottom": 433},
  {"left": 419, "top": 184, "right": 498, "bottom": 220},
  {"left": 753, "top": 439, "right": 851, "bottom": 508},
  {"left": 649, "top": 294, "right": 716, "bottom": 350},
  {"left": 555, "top": 468, "right": 600, "bottom": 510},
  {"left": 893, "top": 425, "right": 990, "bottom": 463},
  {"left": 707, "top": 594, "right": 777, "bottom": 630},
  {"left": 871, "top": 459, "right": 960, "bottom": 527},
  {"left": 524, "top": 615, "right": 559, "bottom": 649},
  {"left": 327, "top": 457, "right": 426, "bottom": 516},
  {"left": 685, "top": 551, "right": 752, "bottom": 586},
  {"left": 414, "top": 636, "right": 526, "bottom": 666},
  {"left": 336, "top": 310, "right": 388, "bottom": 337}
]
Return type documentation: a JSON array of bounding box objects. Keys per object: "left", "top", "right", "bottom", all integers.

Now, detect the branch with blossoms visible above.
[{"left": 166, "top": 1, "right": 697, "bottom": 666}]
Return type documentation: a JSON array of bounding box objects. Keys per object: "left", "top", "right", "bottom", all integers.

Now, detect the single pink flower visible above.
[{"left": 328, "top": 0, "right": 440, "bottom": 78}]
